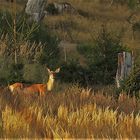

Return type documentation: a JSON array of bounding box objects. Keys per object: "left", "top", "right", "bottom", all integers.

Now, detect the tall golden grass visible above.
[
  {"left": 0, "top": 85, "right": 140, "bottom": 138},
  {"left": 0, "top": 1, "right": 140, "bottom": 138}
]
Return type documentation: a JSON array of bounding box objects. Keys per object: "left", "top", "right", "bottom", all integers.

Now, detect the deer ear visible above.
[
  {"left": 47, "top": 67, "right": 51, "bottom": 73},
  {"left": 55, "top": 67, "right": 60, "bottom": 73}
]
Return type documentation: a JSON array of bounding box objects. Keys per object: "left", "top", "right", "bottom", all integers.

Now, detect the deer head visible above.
[{"left": 47, "top": 67, "right": 60, "bottom": 91}]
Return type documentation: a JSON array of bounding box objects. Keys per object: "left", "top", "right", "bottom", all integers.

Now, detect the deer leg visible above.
[{"left": 40, "top": 91, "right": 45, "bottom": 97}]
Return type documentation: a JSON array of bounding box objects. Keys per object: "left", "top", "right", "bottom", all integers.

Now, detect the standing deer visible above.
[{"left": 9, "top": 67, "right": 60, "bottom": 96}]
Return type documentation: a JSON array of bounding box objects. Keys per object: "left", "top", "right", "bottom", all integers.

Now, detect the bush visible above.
[
  {"left": 134, "top": 48, "right": 140, "bottom": 67},
  {"left": 23, "top": 63, "right": 45, "bottom": 83},
  {"left": 0, "top": 10, "right": 39, "bottom": 43},
  {"left": 37, "top": 25, "right": 60, "bottom": 67},
  {"left": 116, "top": 48, "right": 140, "bottom": 97},
  {"left": 0, "top": 58, "right": 23, "bottom": 84},
  {"left": 128, "top": 0, "right": 138, "bottom": 9},
  {"left": 0, "top": 10, "right": 60, "bottom": 56},
  {"left": 58, "top": 60, "right": 86, "bottom": 85},
  {"left": 8, "top": 63, "right": 24, "bottom": 83},
  {"left": 0, "top": 9, "right": 60, "bottom": 72},
  {"left": 46, "top": 3, "right": 58, "bottom": 15},
  {"left": 121, "top": 67, "right": 140, "bottom": 96},
  {"left": 78, "top": 26, "right": 127, "bottom": 85}
]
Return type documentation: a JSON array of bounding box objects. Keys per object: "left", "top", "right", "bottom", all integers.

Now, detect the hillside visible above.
[
  {"left": 45, "top": 0, "right": 140, "bottom": 45},
  {"left": 0, "top": 1, "right": 140, "bottom": 138},
  {"left": 1, "top": 0, "right": 140, "bottom": 61},
  {"left": 44, "top": 0, "right": 140, "bottom": 64}
]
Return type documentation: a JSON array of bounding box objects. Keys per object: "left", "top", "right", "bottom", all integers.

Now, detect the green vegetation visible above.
[
  {"left": 77, "top": 26, "right": 127, "bottom": 85},
  {"left": 128, "top": 0, "right": 139, "bottom": 9},
  {"left": 121, "top": 67, "right": 140, "bottom": 96},
  {"left": 0, "top": 0, "right": 139, "bottom": 138},
  {"left": 59, "top": 60, "right": 86, "bottom": 85},
  {"left": 0, "top": 10, "right": 60, "bottom": 84}
]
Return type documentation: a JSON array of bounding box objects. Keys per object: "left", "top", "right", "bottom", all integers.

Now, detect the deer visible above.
[
  {"left": 9, "top": 82, "right": 24, "bottom": 94},
  {"left": 9, "top": 67, "right": 60, "bottom": 96}
]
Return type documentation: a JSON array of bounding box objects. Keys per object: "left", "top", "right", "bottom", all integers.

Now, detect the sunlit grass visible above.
[
  {"left": 0, "top": 84, "right": 140, "bottom": 138},
  {"left": 2, "top": 106, "right": 30, "bottom": 138},
  {"left": 0, "top": 1, "right": 140, "bottom": 138}
]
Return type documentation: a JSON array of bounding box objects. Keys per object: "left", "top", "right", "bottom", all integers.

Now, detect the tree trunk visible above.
[
  {"left": 116, "top": 51, "right": 134, "bottom": 88},
  {"left": 25, "top": 0, "right": 47, "bottom": 23}
]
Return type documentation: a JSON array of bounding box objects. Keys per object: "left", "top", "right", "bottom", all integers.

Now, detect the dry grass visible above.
[
  {"left": 2, "top": 106, "right": 30, "bottom": 138},
  {"left": 43, "top": 0, "right": 140, "bottom": 64},
  {"left": 0, "top": 85, "right": 140, "bottom": 138},
  {"left": 1, "top": 1, "right": 140, "bottom": 62},
  {"left": 45, "top": 0, "right": 132, "bottom": 43},
  {"left": 0, "top": 36, "right": 44, "bottom": 63},
  {"left": 0, "top": 0, "right": 23, "bottom": 12},
  {"left": 0, "top": 1, "right": 140, "bottom": 138},
  {"left": 1, "top": 0, "right": 140, "bottom": 46},
  {"left": 44, "top": 0, "right": 140, "bottom": 66}
]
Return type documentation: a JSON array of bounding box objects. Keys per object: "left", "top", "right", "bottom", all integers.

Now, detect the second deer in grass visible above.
[{"left": 9, "top": 67, "right": 60, "bottom": 96}]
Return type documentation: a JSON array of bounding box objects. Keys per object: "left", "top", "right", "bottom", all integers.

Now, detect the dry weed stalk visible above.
[
  {"left": 18, "top": 41, "right": 44, "bottom": 62},
  {"left": 0, "top": 36, "right": 44, "bottom": 62},
  {"left": 1, "top": 81, "right": 140, "bottom": 138}
]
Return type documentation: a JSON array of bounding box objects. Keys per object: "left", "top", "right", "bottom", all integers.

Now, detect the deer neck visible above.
[{"left": 47, "top": 76, "right": 54, "bottom": 91}]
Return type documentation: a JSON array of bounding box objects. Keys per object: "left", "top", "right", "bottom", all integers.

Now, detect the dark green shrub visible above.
[
  {"left": 46, "top": 3, "right": 58, "bottom": 15},
  {"left": 134, "top": 48, "right": 140, "bottom": 67},
  {"left": 8, "top": 63, "right": 24, "bottom": 83},
  {"left": 117, "top": 48, "right": 140, "bottom": 97},
  {"left": 0, "top": 10, "right": 39, "bottom": 43},
  {"left": 34, "top": 25, "right": 60, "bottom": 68},
  {"left": 0, "top": 10, "right": 60, "bottom": 69},
  {"left": 121, "top": 67, "right": 140, "bottom": 96},
  {"left": 23, "top": 63, "right": 45, "bottom": 83},
  {"left": 58, "top": 60, "right": 86, "bottom": 85},
  {"left": 128, "top": 0, "right": 138, "bottom": 9},
  {"left": 78, "top": 27, "right": 127, "bottom": 85}
]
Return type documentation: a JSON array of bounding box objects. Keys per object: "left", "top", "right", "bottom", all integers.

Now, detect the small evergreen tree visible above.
[
  {"left": 121, "top": 67, "right": 140, "bottom": 96},
  {"left": 78, "top": 26, "right": 127, "bottom": 85},
  {"left": 128, "top": 0, "right": 138, "bottom": 9}
]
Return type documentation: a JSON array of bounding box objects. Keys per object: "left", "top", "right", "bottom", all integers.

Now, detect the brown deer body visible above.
[
  {"left": 22, "top": 84, "right": 47, "bottom": 96},
  {"left": 9, "top": 68, "right": 60, "bottom": 96}
]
